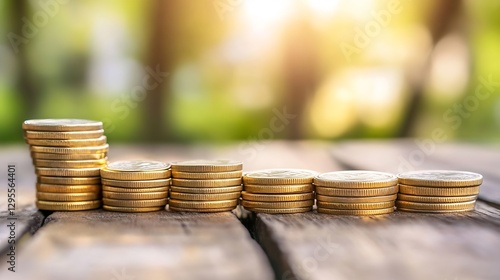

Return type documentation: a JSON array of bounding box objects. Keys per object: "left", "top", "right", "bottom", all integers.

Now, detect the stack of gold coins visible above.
[
  {"left": 241, "top": 169, "right": 317, "bottom": 214},
  {"left": 100, "top": 160, "right": 171, "bottom": 213},
  {"left": 23, "top": 119, "right": 108, "bottom": 211},
  {"left": 396, "top": 170, "right": 482, "bottom": 213},
  {"left": 314, "top": 171, "right": 398, "bottom": 215},
  {"left": 169, "top": 160, "right": 242, "bottom": 213}
]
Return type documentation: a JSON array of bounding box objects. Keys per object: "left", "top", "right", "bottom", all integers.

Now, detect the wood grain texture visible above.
[
  {"left": 0, "top": 205, "right": 44, "bottom": 255},
  {"left": 331, "top": 139, "right": 500, "bottom": 206},
  {"left": 0, "top": 209, "right": 273, "bottom": 280},
  {"left": 0, "top": 142, "right": 340, "bottom": 279},
  {"left": 3, "top": 141, "right": 500, "bottom": 280},
  {"left": 251, "top": 139, "right": 500, "bottom": 280},
  {"left": 255, "top": 202, "right": 500, "bottom": 280}
]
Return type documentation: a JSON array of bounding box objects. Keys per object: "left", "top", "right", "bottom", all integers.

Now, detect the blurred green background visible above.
[{"left": 1, "top": 0, "right": 499, "bottom": 143}]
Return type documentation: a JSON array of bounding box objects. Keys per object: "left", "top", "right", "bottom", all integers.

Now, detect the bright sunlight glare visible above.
[
  {"left": 241, "top": 0, "right": 342, "bottom": 31},
  {"left": 306, "top": 0, "right": 340, "bottom": 17},
  {"left": 241, "top": 0, "right": 292, "bottom": 31}
]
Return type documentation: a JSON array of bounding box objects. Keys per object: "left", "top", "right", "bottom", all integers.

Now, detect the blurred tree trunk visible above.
[
  {"left": 142, "top": 0, "right": 178, "bottom": 142},
  {"left": 398, "top": 0, "right": 462, "bottom": 137},
  {"left": 11, "top": 0, "right": 38, "bottom": 119},
  {"left": 281, "top": 16, "right": 320, "bottom": 139}
]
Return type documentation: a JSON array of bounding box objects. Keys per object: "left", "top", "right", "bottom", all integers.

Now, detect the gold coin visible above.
[
  {"left": 35, "top": 167, "right": 101, "bottom": 177},
  {"left": 172, "top": 170, "right": 242, "bottom": 179},
  {"left": 171, "top": 178, "right": 241, "bottom": 188},
  {"left": 31, "top": 152, "right": 107, "bottom": 160},
  {"left": 244, "top": 207, "right": 312, "bottom": 214},
  {"left": 169, "top": 206, "right": 234, "bottom": 213},
  {"left": 101, "top": 160, "right": 171, "bottom": 180},
  {"left": 23, "top": 119, "right": 103, "bottom": 132},
  {"left": 396, "top": 207, "right": 474, "bottom": 213},
  {"left": 396, "top": 200, "right": 476, "bottom": 211},
  {"left": 101, "top": 178, "right": 171, "bottom": 188},
  {"left": 316, "top": 194, "right": 397, "bottom": 203},
  {"left": 317, "top": 201, "right": 395, "bottom": 210},
  {"left": 102, "top": 185, "right": 169, "bottom": 193},
  {"left": 171, "top": 159, "right": 242, "bottom": 173},
  {"left": 26, "top": 136, "right": 107, "bottom": 147},
  {"left": 243, "top": 184, "right": 314, "bottom": 194},
  {"left": 314, "top": 171, "right": 397, "bottom": 188},
  {"left": 397, "top": 194, "right": 477, "bottom": 203},
  {"left": 169, "top": 191, "right": 241, "bottom": 201},
  {"left": 398, "top": 184, "right": 480, "bottom": 196},
  {"left": 102, "top": 191, "right": 168, "bottom": 200},
  {"left": 30, "top": 144, "right": 109, "bottom": 154},
  {"left": 36, "top": 192, "right": 100, "bottom": 202},
  {"left": 243, "top": 169, "right": 317, "bottom": 185},
  {"left": 33, "top": 158, "right": 107, "bottom": 168},
  {"left": 168, "top": 199, "right": 238, "bottom": 209},
  {"left": 100, "top": 169, "right": 172, "bottom": 181},
  {"left": 315, "top": 185, "right": 398, "bottom": 197},
  {"left": 103, "top": 198, "right": 168, "bottom": 207},
  {"left": 37, "top": 176, "right": 101, "bottom": 185},
  {"left": 170, "top": 185, "right": 242, "bottom": 194},
  {"left": 241, "top": 191, "right": 314, "bottom": 202},
  {"left": 397, "top": 170, "right": 483, "bottom": 187},
  {"left": 36, "top": 200, "right": 101, "bottom": 211},
  {"left": 24, "top": 129, "right": 104, "bottom": 139},
  {"left": 242, "top": 200, "right": 313, "bottom": 209},
  {"left": 317, "top": 207, "right": 394, "bottom": 215},
  {"left": 103, "top": 205, "right": 164, "bottom": 213},
  {"left": 36, "top": 183, "right": 101, "bottom": 193}
]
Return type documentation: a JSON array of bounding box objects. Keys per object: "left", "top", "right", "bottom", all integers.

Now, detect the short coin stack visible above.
[
  {"left": 242, "top": 169, "right": 316, "bottom": 214},
  {"left": 396, "top": 170, "right": 482, "bottom": 213},
  {"left": 314, "top": 171, "right": 398, "bottom": 215},
  {"left": 100, "top": 160, "right": 171, "bottom": 212},
  {"left": 23, "top": 119, "right": 108, "bottom": 211},
  {"left": 169, "top": 160, "right": 243, "bottom": 212}
]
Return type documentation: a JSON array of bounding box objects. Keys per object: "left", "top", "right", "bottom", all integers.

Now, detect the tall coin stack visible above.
[
  {"left": 314, "top": 171, "right": 398, "bottom": 215},
  {"left": 396, "top": 170, "right": 482, "bottom": 213},
  {"left": 101, "top": 160, "right": 171, "bottom": 212},
  {"left": 23, "top": 119, "right": 108, "bottom": 211},
  {"left": 169, "top": 160, "right": 242, "bottom": 213},
  {"left": 242, "top": 169, "right": 316, "bottom": 214}
]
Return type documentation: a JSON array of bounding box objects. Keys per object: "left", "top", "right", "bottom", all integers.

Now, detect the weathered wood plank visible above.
[
  {"left": 475, "top": 201, "right": 500, "bottom": 226},
  {"left": 331, "top": 139, "right": 500, "bottom": 206},
  {"left": 0, "top": 146, "right": 36, "bottom": 209},
  {"left": 0, "top": 205, "right": 44, "bottom": 255},
  {"left": 254, "top": 201, "right": 500, "bottom": 280},
  {"left": 0, "top": 146, "right": 46, "bottom": 261},
  {"left": 5, "top": 140, "right": 499, "bottom": 280},
  {"left": 0, "top": 209, "right": 273, "bottom": 280},
  {"left": 0, "top": 142, "right": 338, "bottom": 279},
  {"left": 246, "top": 139, "right": 500, "bottom": 279}
]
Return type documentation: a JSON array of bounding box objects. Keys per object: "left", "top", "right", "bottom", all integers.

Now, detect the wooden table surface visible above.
[{"left": 1, "top": 140, "right": 499, "bottom": 280}]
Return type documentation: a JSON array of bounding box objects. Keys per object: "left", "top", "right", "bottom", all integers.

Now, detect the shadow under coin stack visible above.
[
  {"left": 314, "top": 171, "right": 398, "bottom": 215},
  {"left": 23, "top": 119, "right": 108, "bottom": 211},
  {"left": 100, "top": 161, "right": 171, "bottom": 212},
  {"left": 169, "top": 160, "right": 243, "bottom": 212},
  {"left": 396, "top": 170, "right": 482, "bottom": 213},
  {"left": 242, "top": 169, "right": 317, "bottom": 214}
]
